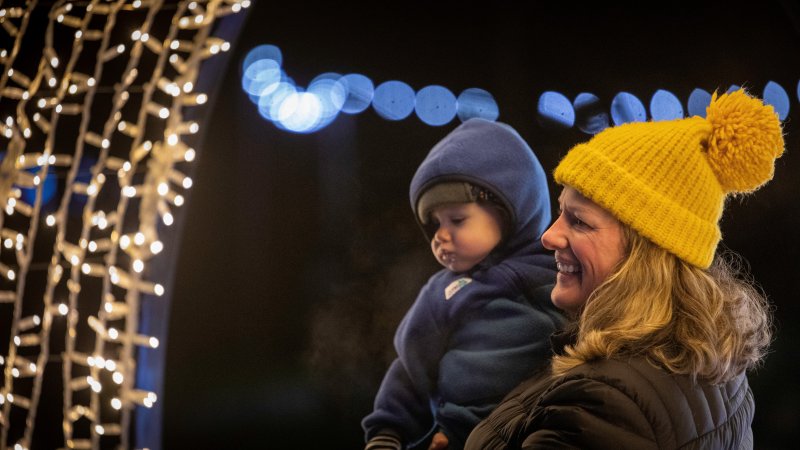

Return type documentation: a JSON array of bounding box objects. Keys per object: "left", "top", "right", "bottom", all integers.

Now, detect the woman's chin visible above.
[{"left": 550, "top": 288, "right": 585, "bottom": 315}]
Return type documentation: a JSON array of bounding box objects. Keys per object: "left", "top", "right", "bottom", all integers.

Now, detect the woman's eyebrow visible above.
[{"left": 560, "top": 200, "right": 587, "bottom": 216}]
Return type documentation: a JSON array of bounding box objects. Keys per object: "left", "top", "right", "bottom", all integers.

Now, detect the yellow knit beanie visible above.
[{"left": 553, "top": 89, "right": 785, "bottom": 268}]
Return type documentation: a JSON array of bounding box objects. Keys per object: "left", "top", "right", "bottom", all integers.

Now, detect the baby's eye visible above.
[{"left": 451, "top": 217, "right": 465, "bottom": 224}]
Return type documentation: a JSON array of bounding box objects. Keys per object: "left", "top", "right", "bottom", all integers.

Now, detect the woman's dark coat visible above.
[{"left": 466, "top": 357, "right": 754, "bottom": 449}]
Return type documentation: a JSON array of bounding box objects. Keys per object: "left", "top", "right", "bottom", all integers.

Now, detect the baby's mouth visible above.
[{"left": 440, "top": 251, "right": 456, "bottom": 264}]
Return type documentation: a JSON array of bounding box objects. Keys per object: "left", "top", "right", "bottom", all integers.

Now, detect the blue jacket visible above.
[{"left": 362, "top": 118, "right": 565, "bottom": 449}]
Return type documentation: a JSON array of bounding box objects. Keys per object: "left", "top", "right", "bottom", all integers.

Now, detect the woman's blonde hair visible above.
[{"left": 551, "top": 226, "right": 773, "bottom": 384}]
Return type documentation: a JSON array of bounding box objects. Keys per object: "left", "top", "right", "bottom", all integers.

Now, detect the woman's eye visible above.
[{"left": 568, "top": 213, "right": 587, "bottom": 228}]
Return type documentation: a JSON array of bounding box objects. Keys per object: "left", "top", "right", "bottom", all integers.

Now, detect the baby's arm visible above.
[
  {"left": 363, "top": 279, "right": 449, "bottom": 447},
  {"left": 363, "top": 358, "right": 435, "bottom": 446}
]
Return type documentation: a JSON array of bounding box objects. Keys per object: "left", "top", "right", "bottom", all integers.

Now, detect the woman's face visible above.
[{"left": 541, "top": 186, "right": 626, "bottom": 314}]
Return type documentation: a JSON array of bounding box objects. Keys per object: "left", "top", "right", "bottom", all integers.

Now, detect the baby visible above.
[{"left": 362, "top": 118, "right": 566, "bottom": 449}]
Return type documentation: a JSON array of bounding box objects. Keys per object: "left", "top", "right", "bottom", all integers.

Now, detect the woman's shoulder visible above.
[
  {"left": 552, "top": 357, "right": 749, "bottom": 405},
  {"left": 558, "top": 357, "right": 666, "bottom": 384},
  {"left": 543, "top": 357, "right": 753, "bottom": 448},
  {"left": 558, "top": 357, "right": 749, "bottom": 396}
]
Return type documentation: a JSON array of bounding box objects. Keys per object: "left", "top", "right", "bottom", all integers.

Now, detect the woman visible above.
[{"left": 464, "top": 89, "right": 784, "bottom": 449}]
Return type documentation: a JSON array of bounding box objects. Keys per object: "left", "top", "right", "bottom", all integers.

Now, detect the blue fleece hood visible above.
[{"left": 409, "top": 118, "right": 551, "bottom": 255}]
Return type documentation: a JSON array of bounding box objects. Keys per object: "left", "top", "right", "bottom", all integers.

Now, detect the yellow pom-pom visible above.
[{"left": 705, "top": 89, "right": 784, "bottom": 193}]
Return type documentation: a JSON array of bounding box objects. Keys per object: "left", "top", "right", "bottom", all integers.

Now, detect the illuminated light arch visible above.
[{"left": 0, "top": 1, "right": 250, "bottom": 449}]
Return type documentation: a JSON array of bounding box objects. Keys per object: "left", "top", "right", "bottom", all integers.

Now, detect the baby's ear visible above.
[{"left": 493, "top": 204, "right": 513, "bottom": 240}]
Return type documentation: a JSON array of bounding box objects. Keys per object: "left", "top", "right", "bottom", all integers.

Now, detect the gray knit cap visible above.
[{"left": 416, "top": 182, "right": 477, "bottom": 224}]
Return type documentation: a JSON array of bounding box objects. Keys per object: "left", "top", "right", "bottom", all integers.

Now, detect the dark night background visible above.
[{"left": 161, "top": 1, "right": 800, "bottom": 449}]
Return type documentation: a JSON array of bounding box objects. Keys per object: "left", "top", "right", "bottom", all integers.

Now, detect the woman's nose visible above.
[{"left": 541, "top": 217, "right": 566, "bottom": 250}]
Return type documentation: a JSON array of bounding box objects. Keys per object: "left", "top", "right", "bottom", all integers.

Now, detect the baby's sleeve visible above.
[{"left": 362, "top": 279, "right": 449, "bottom": 445}]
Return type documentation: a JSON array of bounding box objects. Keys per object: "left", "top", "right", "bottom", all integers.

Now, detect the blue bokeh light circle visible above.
[
  {"left": 649, "top": 89, "right": 684, "bottom": 121},
  {"left": 763, "top": 81, "right": 789, "bottom": 121},
  {"left": 456, "top": 88, "right": 499, "bottom": 122},
  {"left": 372, "top": 80, "right": 416, "bottom": 121},
  {"left": 687, "top": 88, "right": 712, "bottom": 118},
  {"left": 242, "top": 59, "right": 282, "bottom": 102},
  {"left": 309, "top": 73, "right": 347, "bottom": 119},
  {"left": 242, "top": 44, "right": 283, "bottom": 74},
  {"left": 573, "top": 92, "right": 609, "bottom": 135},
  {"left": 257, "top": 81, "right": 297, "bottom": 122},
  {"left": 610, "top": 92, "right": 646, "bottom": 125},
  {"left": 276, "top": 92, "right": 324, "bottom": 133},
  {"left": 537, "top": 91, "right": 575, "bottom": 128},
  {"left": 415, "top": 85, "right": 457, "bottom": 126},
  {"left": 340, "top": 74, "right": 375, "bottom": 114}
]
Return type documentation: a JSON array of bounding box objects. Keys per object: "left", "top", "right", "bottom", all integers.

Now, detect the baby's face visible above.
[{"left": 429, "top": 202, "right": 503, "bottom": 273}]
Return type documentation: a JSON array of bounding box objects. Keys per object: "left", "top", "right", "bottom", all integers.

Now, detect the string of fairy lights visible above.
[{"left": 0, "top": 1, "right": 248, "bottom": 449}]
